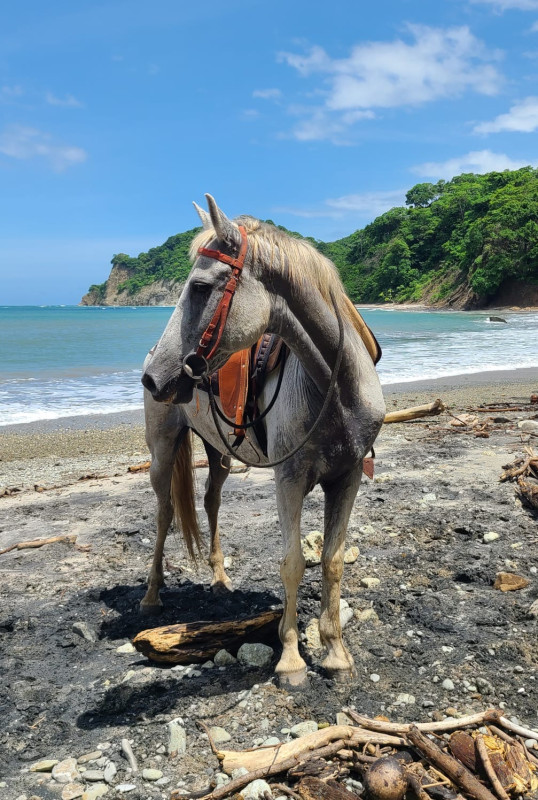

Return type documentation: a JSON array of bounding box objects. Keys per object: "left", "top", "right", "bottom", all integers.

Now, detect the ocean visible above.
[{"left": 1, "top": 305, "right": 537, "bottom": 427}]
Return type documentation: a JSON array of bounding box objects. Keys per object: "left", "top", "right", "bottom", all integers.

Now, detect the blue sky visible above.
[{"left": 1, "top": 0, "right": 538, "bottom": 304}]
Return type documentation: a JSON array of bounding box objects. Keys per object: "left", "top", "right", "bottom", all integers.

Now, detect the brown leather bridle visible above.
[{"left": 182, "top": 225, "right": 248, "bottom": 381}]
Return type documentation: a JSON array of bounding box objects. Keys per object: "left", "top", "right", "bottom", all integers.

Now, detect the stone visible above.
[
  {"left": 476, "top": 677, "right": 495, "bottom": 695},
  {"left": 525, "top": 739, "right": 538, "bottom": 750},
  {"left": 209, "top": 726, "right": 232, "bottom": 744},
  {"left": 78, "top": 752, "right": 103, "bottom": 764},
  {"left": 214, "top": 649, "right": 237, "bottom": 666},
  {"left": 116, "top": 642, "right": 136, "bottom": 654},
  {"left": 103, "top": 762, "right": 117, "bottom": 784},
  {"left": 232, "top": 768, "right": 249, "bottom": 780},
  {"left": 52, "top": 758, "right": 80, "bottom": 785},
  {"left": 290, "top": 720, "right": 318, "bottom": 738},
  {"left": 72, "top": 621, "right": 96, "bottom": 642},
  {"left": 142, "top": 768, "right": 163, "bottom": 781},
  {"left": 370, "top": 674, "right": 380, "bottom": 683},
  {"left": 30, "top": 759, "right": 59, "bottom": 772},
  {"left": 242, "top": 779, "right": 273, "bottom": 800},
  {"left": 167, "top": 718, "right": 187, "bottom": 754},
  {"left": 344, "top": 546, "right": 359, "bottom": 564},
  {"left": 261, "top": 737, "right": 281, "bottom": 746},
  {"left": 340, "top": 604, "right": 354, "bottom": 630},
  {"left": 62, "top": 785, "right": 85, "bottom": 800},
  {"left": 421, "top": 493, "right": 437, "bottom": 504},
  {"left": 82, "top": 786, "right": 109, "bottom": 800},
  {"left": 223, "top": 555, "right": 233, "bottom": 569},
  {"left": 304, "top": 618, "right": 322, "bottom": 650},
  {"left": 518, "top": 420, "right": 538, "bottom": 434},
  {"left": 528, "top": 599, "right": 538, "bottom": 618},
  {"left": 483, "top": 531, "right": 500, "bottom": 543},
  {"left": 360, "top": 576, "right": 380, "bottom": 589},
  {"left": 442, "top": 679, "right": 455, "bottom": 691},
  {"left": 396, "top": 693, "right": 415, "bottom": 705},
  {"left": 116, "top": 787, "right": 136, "bottom": 794},
  {"left": 84, "top": 770, "right": 106, "bottom": 782},
  {"left": 494, "top": 572, "right": 529, "bottom": 592},
  {"left": 355, "top": 608, "right": 379, "bottom": 624},
  {"left": 215, "top": 773, "right": 231, "bottom": 787},
  {"left": 302, "top": 531, "right": 323, "bottom": 566},
  {"left": 336, "top": 712, "right": 353, "bottom": 725},
  {"left": 237, "top": 642, "right": 273, "bottom": 668}
]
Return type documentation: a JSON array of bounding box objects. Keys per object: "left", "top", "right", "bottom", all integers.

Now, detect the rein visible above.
[{"left": 206, "top": 289, "right": 345, "bottom": 469}]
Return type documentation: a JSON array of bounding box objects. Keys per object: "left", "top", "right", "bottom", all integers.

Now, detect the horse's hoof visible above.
[
  {"left": 277, "top": 667, "right": 308, "bottom": 689},
  {"left": 211, "top": 580, "right": 233, "bottom": 596},
  {"left": 323, "top": 665, "right": 357, "bottom": 684},
  {"left": 139, "top": 601, "right": 163, "bottom": 616}
]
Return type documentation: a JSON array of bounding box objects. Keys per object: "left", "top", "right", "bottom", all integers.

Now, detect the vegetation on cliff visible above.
[{"left": 85, "top": 168, "right": 538, "bottom": 307}]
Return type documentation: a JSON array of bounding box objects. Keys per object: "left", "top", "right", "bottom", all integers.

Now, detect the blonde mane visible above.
[{"left": 190, "top": 217, "right": 376, "bottom": 353}]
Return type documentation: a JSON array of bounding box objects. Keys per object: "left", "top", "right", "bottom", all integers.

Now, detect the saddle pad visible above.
[{"left": 217, "top": 348, "right": 250, "bottom": 436}]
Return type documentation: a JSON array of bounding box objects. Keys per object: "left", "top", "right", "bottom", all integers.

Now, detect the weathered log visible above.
[
  {"left": 407, "top": 726, "right": 499, "bottom": 800},
  {"left": 475, "top": 735, "right": 510, "bottom": 800},
  {"left": 220, "top": 727, "right": 406, "bottom": 775},
  {"left": 344, "top": 708, "right": 501, "bottom": 736},
  {"left": 297, "top": 776, "right": 358, "bottom": 800},
  {"left": 0, "top": 533, "right": 77, "bottom": 557},
  {"left": 384, "top": 399, "right": 445, "bottom": 424},
  {"left": 449, "top": 732, "right": 477, "bottom": 772},
  {"left": 132, "top": 608, "right": 281, "bottom": 664}
]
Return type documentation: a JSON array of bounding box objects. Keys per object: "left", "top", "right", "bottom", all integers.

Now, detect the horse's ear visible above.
[
  {"left": 192, "top": 201, "right": 211, "bottom": 230},
  {"left": 205, "top": 194, "right": 241, "bottom": 248}
]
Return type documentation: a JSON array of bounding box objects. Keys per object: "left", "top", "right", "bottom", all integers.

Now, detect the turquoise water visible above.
[{"left": 1, "top": 305, "right": 537, "bottom": 426}]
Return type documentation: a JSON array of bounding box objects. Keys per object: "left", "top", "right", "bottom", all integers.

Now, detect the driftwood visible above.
[
  {"left": 384, "top": 399, "right": 445, "bottom": 424},
  {"left": 516, "top": 477, "right": 538, "bottom": 510},
  {"left": 344, "top": 709, "right": 501, "bottom": 736},
  {"left": 132, "top": 608, "right": 282, "bottom": 664},
  {"left": 475, "top": 735, "right": 510, "bottom": 800},
  {"left": 0, "top": 533, "right": 77, "bottom": 557},
  {"left": 297, "top": 776, "right": 358, "bottom": 800},
  {"left": 500, "top": 448, "right": 538, "bottom": 482}
]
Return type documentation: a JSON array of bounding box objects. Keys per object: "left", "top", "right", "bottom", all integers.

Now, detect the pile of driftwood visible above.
[
  {"left": 173, "top": 709, "right": 538, "bottom": 800},
  {"left": 501, "top": 447, "right": 538, "bottom": 511}
]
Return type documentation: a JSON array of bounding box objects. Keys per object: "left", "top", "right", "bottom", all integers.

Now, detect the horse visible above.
[{"left": 140, "top": 194, "right": 386, "bottom": 686}]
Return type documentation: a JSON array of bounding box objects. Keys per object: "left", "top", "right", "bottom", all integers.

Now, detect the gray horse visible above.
[{"left": 141, "top": 194, "right": 385, "bottom": 686}]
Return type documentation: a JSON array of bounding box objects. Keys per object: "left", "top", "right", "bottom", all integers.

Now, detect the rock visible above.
[
  {"left": 476, "top": 677, "right": 495, "bottom": 695},
  {"left": 116, "top": 787, "right": 137, "bottom": 794},
  {"left": 84, "top": 770, "right": 106, "bottom": 782},
  {"left": 62, "top": 785, "right": 85, "bottom": 800},
  {"left": 237, "top": 642, "right": 274, "bottom": 668},
  {"left": 142, "top": 768, "right": 163, "bottom": 781},
  {"left": 304, "top": 618, "right": 322, "bottom": 650},
  {"left": 223, "top": 555, "right": 233, "bottom": 569},
  {"left": 494, "top": 572, "right": 529, "bottom": 592},
  {"left": 52, "top": 758, "right": 80, "bottom": 785},
  {"left": 336, "top": 712, "right": 353, "bottom": 725},
  {"left": 355, "top": 608, "right": 380, "bottom": 624},
  {"left": 167, "top": 718, "right": 187, "bottom": 755},
  {"left": 116, "top": 642, "right": 136, "bottom": 655},
  {"left": 396, "top": 693, "right": 415, "bottom": 705},
  {"left": 421, "top": 492, "right": 437, "bottom": 504},
  {"left": 340, "top": 605, "right": 354, "bottom": 629},
  {"left": 525, "top": 739, "right": 538, "bottom": 750},
  {"left": 442, "top": 679, "right": 455, "bottom": 691},
  {"left": 344, "top": 546, "right": 359, "bottom": 564},
  {"left": 290, "top": 720, "right": 318, "bottom": 738},
  {"left": 370, "top": 674, "right": 380, "bottom": 683},
  {"left": 242, "top": 779, "right": 273, "bottom": 800},
  {"left": 302, "top": 531, "right": 323, "bottom": 566},
  {"left": 262, "top": 737, "right": 281, "bottom": 746},
  {"left": 72, "top": 621, "right": 96, "bottom": 642},
  {"left": 518, "top": 420, "right": 538, "bottom": 434},
  {"left": 214, "top": 649, "right": 237, "bottom": 666},
  {"left": 215, "top": 772, "right": 231, "bottom": 787},
  {"left": 103, "top": 762, "right": 117, "bottom": 784},
  {"left": 489, "top": 316, "right": 507, "bottom": 323},
  {"left": 78, "top": 752, "right": 103, "bottom": 764},
  {"left": 82, "top": 786, "right": 109, "bottom": 800},
  {"left": 528, "top": 599, "right": 538, "bottom": 618},
  {"left": 359, "top": 524, "right": 376, "bottom": 536},
  {"left": 208, "top": 726, "right": 232, "bottom": 744},
  {"left": 232, "top": 768, "right": 249, "bottom": 780},
  {"left": 361, "top": 576, "right": 380, "bottom": 589},
  {"left": 201, "top": 660, "right": 215, "bottom": 669},
  {"left": 483, "top": 531, "right": 500, "bottom": 543},
  {"left": 30, "top": 759, "right": 59, "bottom": 772}
]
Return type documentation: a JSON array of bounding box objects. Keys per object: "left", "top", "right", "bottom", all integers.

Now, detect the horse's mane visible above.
[{"left": 190, "top": 216, "right": 366, "bottom": 340}]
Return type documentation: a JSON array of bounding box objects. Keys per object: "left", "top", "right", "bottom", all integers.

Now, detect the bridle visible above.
[{"left": 181, "top": 224, "right": 346, "bottom": 469}]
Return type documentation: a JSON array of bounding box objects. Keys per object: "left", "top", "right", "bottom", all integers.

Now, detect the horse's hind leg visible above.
[
  {"left": 203, "top": 441, "right": 232, "bottom": 594},
  {"left": 319, "top": 466, "right": 362, "bottom": 680}
]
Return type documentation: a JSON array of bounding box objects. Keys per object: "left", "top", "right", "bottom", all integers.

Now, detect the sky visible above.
[{"left": 1, "top": 0, "right": 538, "bottom": 304}]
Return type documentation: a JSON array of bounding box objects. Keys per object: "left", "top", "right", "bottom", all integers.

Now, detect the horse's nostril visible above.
[{"left": 141, "top": 372, "right": 157, "bottom": 394}]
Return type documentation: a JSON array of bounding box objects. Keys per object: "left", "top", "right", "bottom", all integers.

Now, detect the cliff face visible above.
[{"left": 80, "top": 264, "right": 182, "bottom": 306}]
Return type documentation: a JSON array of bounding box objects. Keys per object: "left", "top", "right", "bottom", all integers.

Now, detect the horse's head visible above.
[{"left": 141, "top": 194, "right": 271, "bottom": 404}]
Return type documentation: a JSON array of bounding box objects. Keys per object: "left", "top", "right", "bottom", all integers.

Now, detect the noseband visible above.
[{"left": 182, "top": 225, "right": 248, "bottom": 381}]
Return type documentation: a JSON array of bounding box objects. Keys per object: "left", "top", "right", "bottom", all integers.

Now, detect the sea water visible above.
[{"left": 1, "top": 305, "right": 537, "bottom": 426}]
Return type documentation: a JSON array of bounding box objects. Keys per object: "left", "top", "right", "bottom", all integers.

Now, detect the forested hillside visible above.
[{"left": 83, "top": 168, "right": 538, "bottom": 308}]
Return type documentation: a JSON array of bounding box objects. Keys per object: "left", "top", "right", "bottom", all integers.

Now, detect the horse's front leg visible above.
[
  {"left": 319, "top": 465, "right": 362, "bottom": 680},
  {"left": 203, "top": 441, "right": 232, "bottom": 594},
  {"left": 274, "top": 469, "right": 308, "bottom": 687}
]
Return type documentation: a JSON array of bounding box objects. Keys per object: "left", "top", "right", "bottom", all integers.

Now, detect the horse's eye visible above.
[{"left": 191, "top": 281, "right": 211, "bottom": 294}]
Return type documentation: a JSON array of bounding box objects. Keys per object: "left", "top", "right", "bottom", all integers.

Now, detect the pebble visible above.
[
  {"left": 525, "top": 739, "right": 537, "bottom": 749},
  {"left": 82, "top": 786, "right": 109, "bottom": 800},
  {"left": 84, "top": 770, "right": 106, "bottom": 782},
  {"left": 72, "top": 621, "right": 96, "bottom": 642},
  {"left": 201, "top": 660, "right": 215, "bottom": 669},
  {"left": 62, "top": 785, "right": 85, "bottom": 800},
  {"left": 302, "top": 531, "right": 323, "bottom": 566},
  {"left": 304, "top": 618, "right": 322, "bottom": 650},
  {"left": 116, "top": 642, "right": 136, "bottom": 654},
  {"left": 215, "top": 772, "right": 231, "bottom": 787},
  {"left": 53, "top": 758, "right": 81, "bottom": 784},
  {"left": 396, "top": 693, "right": 415, "bottom": 705},
  {"left": 116, "top": 787, "right": 137, "bottom": 794},
  {"left": 336, "top": 712, "right": 353, "bottom": 725},
  {"left": 167, "top": 718, "right": 187, "bottom": 754},
  {"left": 359, "top": 524, "right": 376, "bottom": 536},
  {"left": 518, "top": 420, "right": 538, "bottom": 433},
  {"left": 339, "top": 599, "right": 354, "bottom": 629},
  {"left": 237, "top": 642, "right": 274, "bottom": 668},
  {"left": 528, "top": 599, "right": 538, "bottom": 618},
  {"left": 360, "top": 576, "right": 380, "bottom": 589},
  {"left": 78, "top": 751, "right": 103, "bottom": 764},
  {"left": 262, "top": 736, "right": 281, "bottom": 746},
  {"left": 442, "top": 678, "right": 455, "bottom": 691},
  {"left": 344, "top": 546, "right": 359, "bottom": 564},
  {"left": 30, "top": 759, "right": 59, "bottom": 772},
  {"left": 421, "top": 493, "right": 437, "bottom": 503},
  {"left": 223, "top": 555, "right": 233, "bottom": 569},
  {"left": 290, "top": 720, "right": 318, "bottom": 738},
  {"left": 242, "top": 779, "right": 273, "bottom": 800},
  {"left": 142, "top": 768, "right": 163, "bottom": 781},
  {"left": 355, "top": 608, "right": 379, "bottom": 624},
  {"left": 231, "top": 768, "right": 250, "bottom": 779},
  {"left": 370, "top": 673, "right": 380, "bottom": 683},
  {"left": 208, "top": 726, "right": 232, "bottom": 744},
  {"left": 103, "top": 762, "right": 117, "bottom": 784},
  {"left": 483, "top": 531, "right": 500, "bottom": 543},
  {"left": 214, "top": 649, "right": 237, "bottom": 666}
]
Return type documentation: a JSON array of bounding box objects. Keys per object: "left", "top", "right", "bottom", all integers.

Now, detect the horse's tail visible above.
[{"left": 170, "top": 430, "right": 202, "bottom": 560}]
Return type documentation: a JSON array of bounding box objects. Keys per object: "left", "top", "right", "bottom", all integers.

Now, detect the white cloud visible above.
[
  {"left": 252, "top": 88, "right": 281, "bottom": 100},
  {"left": 471, "top": 0, "right": 538, "bottom": 9},
  {"left": 278, "top": 25, "right": 502, "bottom": 141},
  {"left": 45, "top": 91, "right": 83, "bottom": 108},
  {"left": 0, "top": 125, "right": 87, "bottom": 170},
  {"left": 413, "top": 149, "right": 535, "bottom": 179},
  {"left": 474, "top": 96, "right": 538, "bottom": 133},
  {"left": 275, "top": 189, "right": 406, "bottom": 220},
  {"left": 1, "top": 85, "right": 23, "bottom": 100}
]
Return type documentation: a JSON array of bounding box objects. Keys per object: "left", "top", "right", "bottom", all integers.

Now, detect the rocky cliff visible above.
[{"left": 80, "top": 264, "right": 182, "bottom": 306}]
